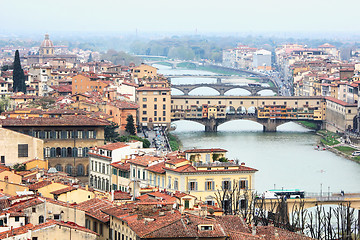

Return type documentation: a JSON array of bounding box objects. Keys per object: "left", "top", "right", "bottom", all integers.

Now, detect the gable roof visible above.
[{"left": 77, "top": 198, "right": 116, "bottom": 223}]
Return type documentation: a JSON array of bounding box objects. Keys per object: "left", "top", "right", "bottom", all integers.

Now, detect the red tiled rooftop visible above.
[
  {"left": 28, "top": 181, "right": 51, "bottom": 191},
  {"left": 77, "top": 198, "right": 116, "bottom": 223},
  {"left": 50, "top": 186, "right": 76, "bottom": 195},
  {"left": 98, "top": 142, "right": 129, "bottom": 151},
  {"left": 0, "top": 116, "right": 110, "bottom": 127}
]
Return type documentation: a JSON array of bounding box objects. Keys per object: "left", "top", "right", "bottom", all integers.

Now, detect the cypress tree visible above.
[
  {"left": 12, "top": 50, "right": 26, "bottom": 93},
  {"left": 125, "top": 115, "right": 136, "bottom": 135}
]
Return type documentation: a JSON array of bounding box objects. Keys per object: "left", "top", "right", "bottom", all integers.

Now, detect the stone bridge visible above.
[
  {"left": 171, "top": 83, "right": 278, "bottom": 96},
  {"left": 171, "top": 95, "right": 325, "bottom": 132},
  {"left": 172, "top": 113, "right": 321, "bottom": 132}
]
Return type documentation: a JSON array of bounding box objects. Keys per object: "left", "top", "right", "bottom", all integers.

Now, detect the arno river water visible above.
[{"left": 155, "top": 64, "right": 360, "bottom": 194}]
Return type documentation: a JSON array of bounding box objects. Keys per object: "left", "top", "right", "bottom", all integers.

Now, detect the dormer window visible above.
[{"left": 199, "top": 225, "right": 213, "bottom": 231}]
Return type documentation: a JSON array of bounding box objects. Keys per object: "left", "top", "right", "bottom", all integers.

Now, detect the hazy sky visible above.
[{"left": 1, "top": 0, "right": 359, "bottom": 34}]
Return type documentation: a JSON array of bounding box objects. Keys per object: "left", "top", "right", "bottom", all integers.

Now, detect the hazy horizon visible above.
[{"left": 2, "top": 0, "right": 360, "bottom": 40}]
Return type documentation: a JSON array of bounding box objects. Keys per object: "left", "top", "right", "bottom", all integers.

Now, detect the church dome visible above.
[{"left": 40, "top": 34, "right": 54, "bottom": 48}]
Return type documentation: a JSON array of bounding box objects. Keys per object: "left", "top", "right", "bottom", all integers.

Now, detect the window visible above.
[
  {"left": 15, "top": 216, "right": 19, "bottom": 222},
  {"left": 18, "top": 144, "right": 28, "bottom": 157},
  {"left": 163, "top": 104, "right": 166, "bottom": 110},
  {"left": 85, "top": 219, "right": 91, "bottom": 229},
  {"left": 45, "top": 147, "right": 50, "bottom": 158},
  {"left": 32, "top": 207, "right": 36, "bottom": 213},
  {"left": 78, "top": 147, "right": 83, "bottom": 157},
  {"left": 1, "top": 156, "right": 5, "bottom": 165},
  {"left": 154, "top": 104, "right": 157, "bottom": 109},
  {"left": 240, "top": 179, "right": 248, "bottom": 189},
  {"left": 154, "top": 98, "right": 157, "bottom": 102},
  {"left": 154, "top": 111, "right": 157, "bottom": 116},
  {"left": 44, "top": 130, "right": 51, "bottom": 138},
  {"left": 163, "top": 97, "right": 166, "bottom": 101},
  {"left": 77, "top": 131, "right": 83, "bottom": 139},
  {"left": 100, "top": 223, "right": 103, "bottom": 236},
  {"left": 88, "top": 130, "right": 94, "bottom": 138},
  {"left": 142, "top": 117, "right": 147, "bottom": 121},
  {"left": 39, "top": 215, "right": 44, "bottom": 224},
  {"left": 54, "top": 214, "right": 61, "bottom": 220},
  {"left": 143, "top": 111, "right": 147, "bottom": 114},
  {"left": 113, "top": 168, "right": 117, "bottom": 175},
  {"left": 143, "top": 171, "right": 146, "bottom": 180},
  {"left": 174, "top": 178, "right": 178, "bottom": 190},
  {"left": 189, "top": 181, "right": 197, "bottom": 191},
  {"left": 32, "top": 237, "right": 38, "bottom": 240},
  {"left": 93, "top": 221, "right": 98, "bottom": 233},
  {"left": 205, "top": 181, "right": 214, "bottom": 191},
  {"left": 167, "top": 177, "right": 171, "bottom": 188},
  {"left": 143, "top": 98, "right": 147, "bottom": 102},
  {"left": 163, "top": 111, "right": 166, "bottom": 116},
  {"left": 222, "top": 180, "right": 231, "bottom": 190}
]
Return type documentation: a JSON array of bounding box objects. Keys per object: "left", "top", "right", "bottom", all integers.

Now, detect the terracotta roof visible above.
[
  {"left": 0, "top": 224, "right": 33, "bottom": 239},
  {"left": 0, "top": 116, "right": 110, "bottom": 127},
  {"left": 126, "top": 212, "right": 227, "bottom": 239},
  {"left": 256, "top": 225, "right": 313, "bottom": 239},
  {"left": 31, "top": 220, "right": 98, "bottom": 235},
  {"left": 28, "top": 180, "right": 52, "bottom": 190},
  {"left": 136, "top": 191, "right": 177, "bottom": 203},
  {"left": 128, "top": 155, "right": 163, "bottom": 167},
  {"left": 98, "top": 142, "right": 129, "bottom": 151},
  {"left": 50, "top": 186, "right": 76, "bottom": 195},
  {"left": 137, "top": 87, "right": 171, "bottom": 91},
  {"left": 184, "top": 148, "right": 228, "bottom": 153},
  {"left": 110, "top": 161, "right": 130, "bottom": 171},
  {"left": 164, "top": 164, "right": 257, "bottom": 173},
  {"left": 77, "top": 198, "right": 115, "bottom": 223},
  {"left": 325, "top": 96, "right": 357, "bottom": 107},
  {"left": 146, "top": 161, "right": 166, "bottom": 174},
  {"left": 109, "top": 100, "right": 138, "bottom": 109},
  {"left": 113, "top": 191, "right": 132, "bottom": 200}
]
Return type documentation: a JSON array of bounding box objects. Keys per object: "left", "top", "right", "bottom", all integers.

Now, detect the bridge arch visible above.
[
  {"left": 171, "top": 88, "right": 185, "bottom": 95},
  {"left": 224, "top": 87, "right": 252, "bottom": 96},
  {"left": 188, "top": 87, "right": 220, "bottom": 96},
  {"left": 257, "top": 89, "right": 277, "bottom": 96}
]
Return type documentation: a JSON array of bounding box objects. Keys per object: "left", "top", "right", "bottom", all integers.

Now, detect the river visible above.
[{"left": 155, "top": 64, "right": 360, "bottom": 194}]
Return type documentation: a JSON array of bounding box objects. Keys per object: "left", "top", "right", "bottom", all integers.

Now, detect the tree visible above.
[
  {"left": 105, "top": 122, "right": 120, "bottom": 142},
  {"left": 12, "top": 50, "right": 26, "bottom": 93},
  {"left": 125, "top": 115, "right": 136, "bottom": 135},
  {"left": 0, "top": 97, "right": 10, "bottom": 113}
]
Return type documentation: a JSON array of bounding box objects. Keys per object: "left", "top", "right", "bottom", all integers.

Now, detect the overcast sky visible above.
[{"left": 1, "top": 0, "right": 359, "bottom": 35}]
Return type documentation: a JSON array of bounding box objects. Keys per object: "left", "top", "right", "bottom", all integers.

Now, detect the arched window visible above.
[
  {"left": 39, "top": 215, "right": 44, "bottom": 224},
  {"left": 65, "top": 164, "right": 73, "bottom": 175},
  {"left": 55, "top": 164, "right": 63, "bottom": 172},
  {"left": 72, "top": 147, "right": 78, "bottom": 158},
  {"left": 56, "top": 147, "right": 61, "bottom": 157},
  {"left": 102, "top": 178, "right": 105, "bottom": 191},
  {"left": 98, "top": 178, "right": 101, "bottom": 189},
  {"left": 77, "top": 164, "right": 84, "bottom": 176},
  {"left": 61, "top": 148, "right": 67, "bottom": 157},
  {"left": 67, "top": 147, "right": 72, "bottom": 157},
  {"left": 94, "top": 176, "right": 97, "bottom": 188}
]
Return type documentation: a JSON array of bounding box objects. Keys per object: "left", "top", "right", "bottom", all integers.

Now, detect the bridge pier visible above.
[
  {"left": 204, "top": 118, "right": 218, "bottom": 132},
  {"left": 262, "top": 119, "right": 278, "bottom": 132}
]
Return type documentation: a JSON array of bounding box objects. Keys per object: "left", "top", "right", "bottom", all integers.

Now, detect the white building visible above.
[
  {"left": 252, "top": 49, "right": 272, "bottom": 69},
  {"left": 88, "top": 141, "right": 157, "bottom": 192}
]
